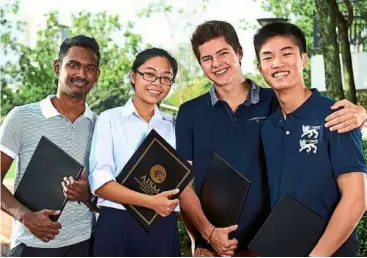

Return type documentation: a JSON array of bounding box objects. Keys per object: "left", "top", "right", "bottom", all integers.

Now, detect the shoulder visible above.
[
  {"left": 178, "top": 92, "right": 211, "bottom": 114},
  {"left": 161, "top": 112, "right": 176, "bottom": 125},
  {"left": 4, "top": 102, "right": 40, "bottom": 121},
  {"left": 96, "top": 106, "right": 123, "bottom": 125},
  {"left": 258, "top": 87, "right": 276, "bottom": 103},
  {"left": 311, "top": 92, "right": 337, "bottom": 117},
  {"left": 17, "top": 102, "right": 40, "bottom": 113},
  {"left": 98, "top": 106, "right": 123, "bottom": 118},
  {"left": 259, "top": 87, "right": 275, "bottom": 97}
]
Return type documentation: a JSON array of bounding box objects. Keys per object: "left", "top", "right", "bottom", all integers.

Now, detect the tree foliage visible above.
[
  {"left": 1, "top": 2, "right": 146, "bottom": 116},
  {"left": 258, "top": 0, "right": 364, "bottom": 103}
]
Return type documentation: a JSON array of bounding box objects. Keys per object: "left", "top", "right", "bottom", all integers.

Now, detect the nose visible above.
[
  {"left": 211, "top": 56, "right": 220, "bottom": 68},
  {"left": 151, "top": 77, "right": 162, "bottom": 86},
  {"left": 77, "top": 67, "right": 88, "bottom": 78},
  {"left": 272, "top": 54, "right": 285, "bottom": 68}
]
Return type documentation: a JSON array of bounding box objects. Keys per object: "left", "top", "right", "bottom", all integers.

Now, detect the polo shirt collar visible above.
[
  {"left": 120, "top": 97, "right": 163, "bottom": 121},
  {"left": 209, "top": 78, "right": 260, "bottom": 106},
  {"left": 270, "top": 89, "right": 321, "bottom": 125},
  {"left": 40, "top": 95, "right": 94, "bottom": 121}
]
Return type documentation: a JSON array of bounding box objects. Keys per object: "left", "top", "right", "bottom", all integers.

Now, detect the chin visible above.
[{"left": 143, "top": 96, "right": 161, "bottom": 105}]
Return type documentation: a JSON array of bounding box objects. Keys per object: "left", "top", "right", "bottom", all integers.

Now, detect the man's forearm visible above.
[
  {"left": 180, "top": 185, "right": 214, "bottom": 240},
  {"left": 310, "top": 196, "right": 366, "bottom": 256},
  {"left": 1, "top": 183, "right": 30, "bottom": 221}
]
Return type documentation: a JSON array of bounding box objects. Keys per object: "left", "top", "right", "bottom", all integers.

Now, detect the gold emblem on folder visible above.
[{"left": 150, "top": 165, "right": 167, "bottom": 184}]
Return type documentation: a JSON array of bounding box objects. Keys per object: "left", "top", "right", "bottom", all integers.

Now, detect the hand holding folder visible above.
[
  {"left": 148, "top": 188, "right": 180, "bottom": 217},
  {"left": 14, "top": 136, "right": 83, "bottom": 241},
  {"left": 182, "top": 153, "right": 250, "bottom": 256},
  {"left": 15, "top": 136, "right": 84, "bottom": 219},
  {"left": 61, "top": 169, "right": 90, "bottom": 202},
  {"left": 116, "top": 129, "right": 194, "bottom": 231},
  {"left": 19, "top": 209, "right": 62, "bottom": 242}
]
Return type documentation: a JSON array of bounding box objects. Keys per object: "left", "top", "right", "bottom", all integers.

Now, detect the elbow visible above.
[
  {"left": 95, "top": 187, "right": 103, "bottom": 197},
  {"left": 94, "top": 181, "right": 114, "bottom": 197},
  {"left": 349, "top": 194, "right": 367, "bottom": 217}
]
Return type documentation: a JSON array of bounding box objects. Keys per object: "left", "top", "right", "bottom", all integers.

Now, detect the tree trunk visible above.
[
  {"left": 332, "top": 0, "right": 357, "bottom": 103},
  {"left": 314, "top": 0, "right": 345, "bottom": 100}
]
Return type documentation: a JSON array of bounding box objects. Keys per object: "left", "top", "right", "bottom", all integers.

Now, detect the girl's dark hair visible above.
[{"left": 130, "top": 48, "right": 178, "bottom": 89}]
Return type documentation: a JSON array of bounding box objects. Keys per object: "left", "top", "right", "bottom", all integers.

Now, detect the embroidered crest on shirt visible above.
[{"left": 299, "top": 125, "right": 321, "bottom": 153}]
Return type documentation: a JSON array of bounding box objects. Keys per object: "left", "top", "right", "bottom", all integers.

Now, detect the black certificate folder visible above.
[
  {"left": 116, "top": 129, "right": 194, "bottom": 231},
  {"left": 200, "top": 153, "right": 251, "bottom": 228},
  {"left": 14, "top": 136, "right": 83, "bottom": 220},
  {"left": 248, "top": 194, "right": 356, "bottom": 257}
]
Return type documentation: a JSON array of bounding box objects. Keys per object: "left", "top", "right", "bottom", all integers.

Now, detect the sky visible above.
[{"left": 7, "top": 0, "right": 272, "bottom": 74}]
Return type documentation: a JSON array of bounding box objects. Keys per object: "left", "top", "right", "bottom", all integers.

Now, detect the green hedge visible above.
[{"left": 357, "top": 139, "right": 367, "bottom": 257}]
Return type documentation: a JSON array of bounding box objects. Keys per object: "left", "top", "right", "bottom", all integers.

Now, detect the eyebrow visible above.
[
  {"left": 67, "top": 59, "right": 98, "bottom": 67},
  {"left": 201, "top": 48, "right": 230, "bottom": 61},
  {"left": 144, "top": 67, "right": 173, "bottom": 75},
  {"left": 260, "top": 46, "right": 294, "bottom": 56},
  {"left": 280, "top": 46, "right": 294, "bottom": 51}
]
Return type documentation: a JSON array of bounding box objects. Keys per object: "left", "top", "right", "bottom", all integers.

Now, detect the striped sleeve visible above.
[{"left": 0, "top": 107, "right": 23, "bottom": 159}]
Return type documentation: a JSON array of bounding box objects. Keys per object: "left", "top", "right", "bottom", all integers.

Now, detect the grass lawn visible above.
[{"left": 4, "top": 162, "right": 15, "bottom": 180}]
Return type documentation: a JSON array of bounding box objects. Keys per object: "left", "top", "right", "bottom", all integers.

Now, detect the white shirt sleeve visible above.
[{"left": 88, "top": 112, "right": 117, "bottom": 195}]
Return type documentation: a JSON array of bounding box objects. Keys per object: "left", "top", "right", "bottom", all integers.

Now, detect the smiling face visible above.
[
  {"left": 198, "top": 36, "right": 243, "bottom": 87},
  {"left": 258, "top": 36, "right": 308, "bottom": 91},
  {"left": 130, "top": 56, "right": 173, "bottom": 105},
  {"left": 54, "top": 46, "right": 100, "bottom": 98}
]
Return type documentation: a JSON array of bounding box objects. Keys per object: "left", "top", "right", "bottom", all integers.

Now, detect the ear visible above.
[
  {"left": 257, "top": 62, "right": 263, "bottom": 74},
  {"left": 302, "top": 53, "right": 309, "bottom": 68},
  {"left": 96, "top": 68, "right": 101, "bottom": 81},
  {"left": 53, "top": 59, "right": 60, "bottom": 76},
  {"left": 129, "top": 70, "right": 136, "bottom": 85},
  {"left": 237, "top": 47, "right": 243, "bottom": 61}
]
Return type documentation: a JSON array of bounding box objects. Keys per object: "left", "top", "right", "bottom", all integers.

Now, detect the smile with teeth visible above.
[
  {"left": 147, "top": 89, "right": 162, "bottom": 95},
  {"left": 72, "top": 79, "right": 88, "bottom": 86},
  {"left": 272, "top": 71, "right": 290, "bottom": 78},
  {"left": 214, "top": 68, "right": 228, "bottom": 76}
]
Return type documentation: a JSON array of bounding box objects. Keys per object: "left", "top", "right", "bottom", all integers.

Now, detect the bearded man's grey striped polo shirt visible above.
[{"left": 0, "top": 95, "right": 96, "bottom": 249}]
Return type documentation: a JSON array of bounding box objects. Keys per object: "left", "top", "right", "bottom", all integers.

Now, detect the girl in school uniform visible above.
[{"left": 89, "top": 48, "right": 181, "bottom": 257}]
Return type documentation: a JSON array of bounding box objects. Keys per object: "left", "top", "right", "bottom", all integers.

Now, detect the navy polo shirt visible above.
[
  {"left": 261, "top": 89, "right": 367, "bottom": 241},
  {"left": 176, "top": 79, "right": 277, "bottom": 248}
]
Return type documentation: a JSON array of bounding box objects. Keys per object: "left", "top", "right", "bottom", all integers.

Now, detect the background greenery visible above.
[{"left": 1, "top": 0, "right": 366, "bottom": 256}]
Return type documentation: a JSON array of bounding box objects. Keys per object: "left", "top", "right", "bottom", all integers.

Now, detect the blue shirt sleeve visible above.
[
  {"left": 329, "top": 128, "right": 367, "bottom": 177},
  {"left": 175, "top": 103, "right": 194, "bottom": 162}
]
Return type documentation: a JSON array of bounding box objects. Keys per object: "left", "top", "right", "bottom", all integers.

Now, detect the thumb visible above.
[
  {"left": 225, "top": 224, "right": 238, "bottom": 233},
  {"left": 161, "top": 189, "right": 179, "bottom": 197},
  {"left": 42, "top": 209, "right": 61, "bottom": 216},
  {"left": 79, "top": 169, "right": 86, "bottom": 181},
  {"left": 331, "top": 99, "right": 348, "bottom": 110}
]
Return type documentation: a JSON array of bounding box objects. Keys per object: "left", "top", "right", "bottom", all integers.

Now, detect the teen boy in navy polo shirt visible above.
[
  {"left": 255, "top": 22, "right": 367, "bottom": 256},
  {"left": 176, "top": 20, "right": 367, "bottom": 256}
]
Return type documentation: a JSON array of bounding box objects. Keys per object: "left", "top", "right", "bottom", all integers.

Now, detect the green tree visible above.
[
  {"left": 314, "top": 0, "right": 345, "bottom": 100},
  {"left": 259, "top": 0, "right": 364, "bottom": 102},
  {"left": 1, "top": 3, "right": 146, "bottom": 116},
  {"left": 332, "top": 0, "right": 357, "bottom": 103}
]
